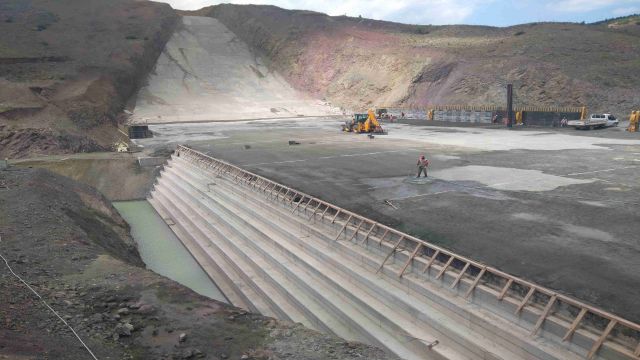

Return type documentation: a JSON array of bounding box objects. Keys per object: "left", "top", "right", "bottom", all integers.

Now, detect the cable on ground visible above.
[{"left": 0, "top": 236, "right": 99, "bottom": 360}]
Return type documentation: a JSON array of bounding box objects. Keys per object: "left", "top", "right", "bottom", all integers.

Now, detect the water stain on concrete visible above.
[
  {"left": 562, "top": 224, "right": 615, "bottom": 243},
  {"left": 432, "top": 165, "right": 594, "bottom": 191},
  {"left": 512, "top": 212, "right": 616, "bottom": 244},
  {"left": 579, "top": 200, "right": 610, "bottom": 208},
  {"left": 362, "top": 176, "right": 512, "bottom": 201}
]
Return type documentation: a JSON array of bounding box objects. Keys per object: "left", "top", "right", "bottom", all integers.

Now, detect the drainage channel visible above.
[{"left": 113, "top": 200, "right": 227, "bottom": 303}]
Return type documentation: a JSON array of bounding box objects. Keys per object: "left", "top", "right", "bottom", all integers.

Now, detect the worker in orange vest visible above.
[{"left": 416, "top": 155, "right": 429, "bottom": 178}]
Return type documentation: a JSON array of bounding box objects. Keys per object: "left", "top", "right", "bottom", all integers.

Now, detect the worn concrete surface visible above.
[{"left": 130, "top": 16, "right": 339, "bottom": 124}]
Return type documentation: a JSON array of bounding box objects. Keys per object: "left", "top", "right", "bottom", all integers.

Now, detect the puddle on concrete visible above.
[{"left": 113, "top": 200, "right": 227, "bottom": 303}]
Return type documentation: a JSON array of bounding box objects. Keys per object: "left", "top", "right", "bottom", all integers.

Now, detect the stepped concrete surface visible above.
[
  {"left": 131, "top": 16, "right": 339, "bottom": 124},
  {"left": 148, "top": 145, "right": 640, "bottom": 360}
]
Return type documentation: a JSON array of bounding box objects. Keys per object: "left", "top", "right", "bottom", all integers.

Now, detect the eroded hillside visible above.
[
  {"left": 0, "top": 0, "right": 178, "bottom": 158},
  {"left": 202, "top": 5, "right": 640, "bottom": 114}
]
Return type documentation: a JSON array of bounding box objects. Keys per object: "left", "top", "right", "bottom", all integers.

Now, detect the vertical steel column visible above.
[{"left": 507, "top": 83, "right": 513, "bottom": 128}]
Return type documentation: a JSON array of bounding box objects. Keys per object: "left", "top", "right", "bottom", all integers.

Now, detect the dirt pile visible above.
[
  {"left": 0, "top": 0, "right": 178, "bottom": 158},
  {"left": 0, "top": 167, "right": 394, "bottom": 359},
  {"left": 202, "top": 5, "right": 640, "bottom": 115}
]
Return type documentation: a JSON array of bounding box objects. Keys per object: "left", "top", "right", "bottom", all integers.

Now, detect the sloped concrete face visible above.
[{"left": 131, "top": 16, "right": 338, "bottom": 124}]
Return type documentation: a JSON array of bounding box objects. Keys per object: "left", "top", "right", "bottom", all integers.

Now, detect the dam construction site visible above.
[{"left": 1, "top": 1, "right": 640, "bottom": 360}]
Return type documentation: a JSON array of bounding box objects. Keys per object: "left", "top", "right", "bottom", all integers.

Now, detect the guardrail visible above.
[{"left": 176, "top": 144, "right": 640, "bottom": 360}]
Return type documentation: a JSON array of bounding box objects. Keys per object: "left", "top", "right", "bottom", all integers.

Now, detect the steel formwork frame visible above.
[
  {"left": 380, "top": 105, "right": 588, "bottom": 121},
  {"left": 175, "top": 145, "right": 640, "bottom": 360}
]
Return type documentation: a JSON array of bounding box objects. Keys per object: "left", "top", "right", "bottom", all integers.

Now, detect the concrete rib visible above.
[
  {"left": 148, "top": 193, "right": 253, "bottom": 310},
  {"left": 158, "top": 170, "right": 335, "bottom": 334},
  {"left": 153, "top": 175, "right": 289, "bottom": 320},
  {"left": 161, "top": 165, "right": 398, "bottom": 350}
]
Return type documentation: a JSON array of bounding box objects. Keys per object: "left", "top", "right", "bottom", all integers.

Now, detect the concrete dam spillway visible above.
[
  {"left": 148, "top": 145, "right": 640, "bottom": 360},
  {"left": 130, "top": 16, "right": 339, "bottom": 124}
]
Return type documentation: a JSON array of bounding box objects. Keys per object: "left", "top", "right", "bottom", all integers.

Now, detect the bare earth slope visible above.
[
  {"left": 202, "top": 5, "right": 640, "bottom": 115},
  {"left": 131, "top": 16, "right": 339, "bottom": 124},
  {"left": 0, "top": 0, "right": 178, "bottom": 158},
  {"left": 0, "top": 167, "right": 393, "bottom": 359}
]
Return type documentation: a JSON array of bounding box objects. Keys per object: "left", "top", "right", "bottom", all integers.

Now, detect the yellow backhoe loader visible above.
[
  {"left": 628, "top": 110, "right": 639, "bottom": 132},
  {"left": 342, "top": 109, "right": 387, "bottom": 134}
]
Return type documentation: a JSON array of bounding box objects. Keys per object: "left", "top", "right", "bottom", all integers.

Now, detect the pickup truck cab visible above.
[{"left": 568, "top": 114, "right": 608, "bottom": 130}]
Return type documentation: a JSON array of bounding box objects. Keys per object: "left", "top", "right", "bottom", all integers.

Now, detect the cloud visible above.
[
  {"left": 550, "top": 0, "right": 638, "bottom": 13},
  {"left": 160, "top": 0, "right": 491, "bottom": 25},
  {"left": 612, "top": 6, "right": 640, "bottom": 14}
]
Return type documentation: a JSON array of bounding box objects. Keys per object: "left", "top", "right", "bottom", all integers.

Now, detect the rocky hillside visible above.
[
  {"left": 0, "top": 167, "right": 394, "bottom": 359},
  {"left": 201, "top": 5, "right": 640, "bottom": 115},
  {"left": 0, "top": 0, "right": 178, "bottom": 158}
]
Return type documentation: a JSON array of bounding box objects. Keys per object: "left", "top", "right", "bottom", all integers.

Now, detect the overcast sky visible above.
[{"left": 161, "top": 0, "right": 640, "bottom": 26}]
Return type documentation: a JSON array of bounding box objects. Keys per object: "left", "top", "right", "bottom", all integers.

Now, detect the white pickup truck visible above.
[{"left": 568, "top": 114, "right": 609, "bottom": 130}]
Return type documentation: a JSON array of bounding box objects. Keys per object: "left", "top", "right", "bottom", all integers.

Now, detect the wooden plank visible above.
[
  {"left": 361, "top": 223, "right": 378, "bottom": 244},
  {"left": 307, "top": 202, "right": 322, "bottom": 220},
  {"left": 634, "top": 341, "right": 640, "bottom": 356},
  {"left": 291, "top": 196, "right": 307, "bottom": 213},
  {"left": 232, "top": 169, "right": 242, "bottom": 182},
  {"left": 274, "top": 185, "right": 285, "bottom": 198},
  {"left": 515, "top": 287, "right": 536, "bottom": 315},
  {"left": 319, "top": 205, "right": 330, "bottom": 220},
  {"left": 300, "top": 198, "right": 313, "bottom": 213},
  {"left": 531, "top": 295, "right": 557, "bottom": 335},
  {"left": 587, "top": 319, "right": 617, "bottom": 360},
  {"left": 376, "top": 229, "right": 389, "bottom": 246},
  {"left": 347, "top": 219, "right": 365, "bottom": 242},
  {"left": 279, "top": 188, "right": 291, "bottom": 201},
  {"left": 464, "top": 267, "right": 486, "bottom": 298},
  {"left": 259, "top": 181, "right": 271, "bottom": 192},
  {"left": 398, "top": 244, "right": 422, "bottom": 278},
  {"left": 330, "top": 209, "right": 342, "bottom": 223},
  {"left": 376, "top": 237, "right": 404, "bottom": 273},
  {"left": 334, "top": 214, "right": 353, "bottom": 240},
  {"left": 562, "top": 308, "right": 587, "bottom": 342},
  {"left": 422, "top": 249, "right": 440, "bottom": 274},
  {"left": 497, "top": 279, "right": 514, "bottom": 301},
  {"left": 287, "top": 192, "right": 299, "bottom": 204},
  {"left": 269, "top": 185, "right": 282, "bottom": 198},
  {"left": 251, "top": 178, "right": 263, "bottom": 189},
  {"left": 435, "top": 256, "right": 454, "bottom": 280},
  {"left": 450, "top": 262, "right": 470, "bottom": 289}
]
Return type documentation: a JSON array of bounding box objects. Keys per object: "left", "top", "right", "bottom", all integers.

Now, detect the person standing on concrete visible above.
[
  {"left": 561, "top": 117, "right": 568, "bottom": 127},
  {"left": 416, "top": 155, "right": 429, "bottom": 178}
]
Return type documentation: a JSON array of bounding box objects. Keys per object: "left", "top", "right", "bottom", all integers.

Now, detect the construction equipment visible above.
[
  {"left": 628, "top": 110, "right": 639, "bottom": 132},
  {"left": 342, "top": 110, "right": 386, "bottom": 134},
  {"left": 515, "top": 111, "right": 523, "bottom": 125},
  {"left": 114, "top": 141, "right": 129, "bottom": 152}
]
